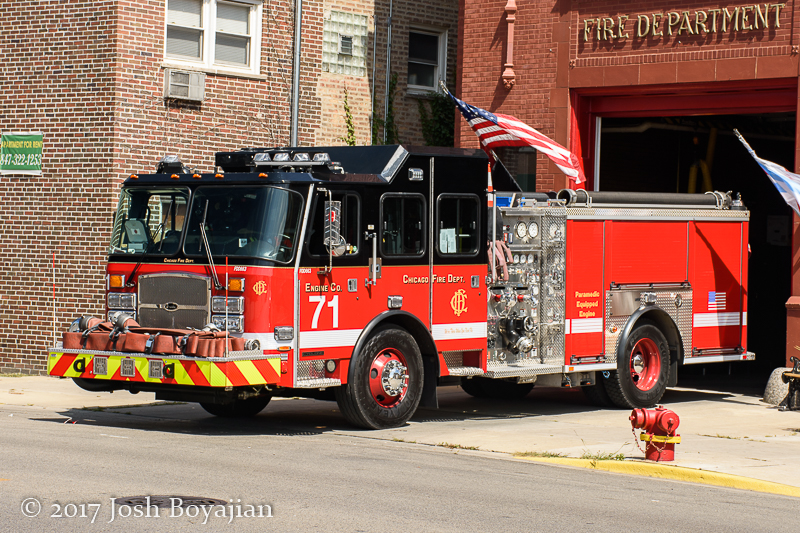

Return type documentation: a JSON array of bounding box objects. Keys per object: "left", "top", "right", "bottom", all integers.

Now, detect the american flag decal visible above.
[{"left": 708, "top": 291, "right": 726, "bottom": 311}]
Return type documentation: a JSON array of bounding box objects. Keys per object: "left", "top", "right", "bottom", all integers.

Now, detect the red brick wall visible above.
[
  {"left": 458, "top": 0, "right": 565, "bottom": 192},
  {"left": 458, "top": 1, "right": 799, "bottom": 193},
  {"left": 0, "top": 0, "right": 458, "bottom": 373},
  {"left": 0, "top": 1, "right": 119, "bottom": 374}
]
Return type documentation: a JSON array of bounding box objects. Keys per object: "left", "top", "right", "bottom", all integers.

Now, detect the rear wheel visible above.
[
  {"left": 200, "top": 395, "right": 271, "bottom": 418},
  {"left": 604, "top": 322, "right": 670, "bottom": 408},
  {"left": 583, "top": 373, "right": 615, "bottom": 407},
  {"left": 460, "top": 377, "right": 533, "bottom": 400},
  {"left": 335, "top": 328, "right": 423, "bottom": 429}
]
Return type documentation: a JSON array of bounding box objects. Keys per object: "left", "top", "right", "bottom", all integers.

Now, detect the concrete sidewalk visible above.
[{"left": 2, "top": 374, "right": 799, "bottom": 492}]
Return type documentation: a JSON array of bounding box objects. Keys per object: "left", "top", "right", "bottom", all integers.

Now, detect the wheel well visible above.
[
  {"left": 351, "top": 311, "right": 439, "bottom": 409},
  {"left": 635, "top": 308, "right": 683, "bottom": 365}
]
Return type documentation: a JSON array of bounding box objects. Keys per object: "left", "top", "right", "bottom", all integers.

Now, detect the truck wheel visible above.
[
  {"left": 460, "top": 377, "right": 533, "bottom": 400},
  {"left": 335, "top": 328, "right": 423, "bottom": 429},
  {"left": 460, "top": 377, "right": 487, "bottom": 398},
  {"left": 582, "top": 374, "right": 615, "bottom": 407},
  {"left": 200, "top": 395, "right": 271, "bottom": 418},
  {"left": 604, "top": 322, "right": 670, "bottom": 408}
]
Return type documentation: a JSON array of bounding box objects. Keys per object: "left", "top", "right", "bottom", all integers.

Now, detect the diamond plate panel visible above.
[
  {"left": 540, "top": 206, "right": 566, "bottom": 366},
  {"left": 295, "top": 360, "right": 341, "bottom": 388},
  {"left": 485, "top": 362, "right": 563, "bottom": 378},
  {"left": 604, "top": 288, "right": 693, "bottom": 362}
]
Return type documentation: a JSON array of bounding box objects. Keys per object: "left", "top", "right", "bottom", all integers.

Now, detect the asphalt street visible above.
[{"left": 1, "top": 389, "right": 798, "bottom": 532}]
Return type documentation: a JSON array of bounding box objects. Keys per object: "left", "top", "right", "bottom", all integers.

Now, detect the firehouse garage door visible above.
[{"left": 596, "top": 111, "right": 795, "bottom": 377}]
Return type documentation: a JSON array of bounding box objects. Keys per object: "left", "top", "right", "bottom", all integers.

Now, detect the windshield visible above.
[
  {"left": 184, "top": 186, "right": 304, "bottom": 263},
  {"left": 109, "top": 188, "right": 189, "bottom": 255}
]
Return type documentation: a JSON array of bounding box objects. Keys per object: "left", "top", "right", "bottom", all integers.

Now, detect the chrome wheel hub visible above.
[
  {"left": 632, "top": 353, "right": 645, "bottom": 374},
  {"left": 381, "top": 360, "right": 408, "bottom": 397}
]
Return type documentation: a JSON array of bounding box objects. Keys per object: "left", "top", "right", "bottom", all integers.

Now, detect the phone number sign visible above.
[{"left": 1, "top": 131, "right": 43, "bottom": 175}]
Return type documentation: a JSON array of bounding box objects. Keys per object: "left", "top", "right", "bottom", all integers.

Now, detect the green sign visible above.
[{"left": 1, "top": 131, "right": 43, "bottom": 175}]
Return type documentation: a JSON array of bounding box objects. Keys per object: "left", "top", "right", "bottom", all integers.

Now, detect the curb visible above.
[{"left": 516, "top": 456, "right": 800, "bottom": 498}]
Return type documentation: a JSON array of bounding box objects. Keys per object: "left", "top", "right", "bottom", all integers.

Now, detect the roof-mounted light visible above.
[
  {"left": 293, "top": 153, "right": 310, "bottom": 162},
  {"left": 313, "top": 153, "right": 331, "bottom": 162},
  {"left": 273, "top": 152, "right": 290, "bottom": 162},
  {"left": 253, "top": 152, "right": 271, "bottom": 162}
]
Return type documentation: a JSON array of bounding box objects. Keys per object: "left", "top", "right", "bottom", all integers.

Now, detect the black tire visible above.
[
  {"left": 604, "top": 322, "right": 670, "bottom": 408},
  {"left": 200, "top": 395, "right": 271, "bottom": 418},
  {"left": 460, "top": 376, "right": 533, "bottom": 400},
  {"left": 583, "top": 373, "right": 616, "bottom": 407},
  {"left": 335, "top": 328, "right": 423, "bottom": 429},
  {"left": 460, "top": 377, "right": 487, "bottom": 398}
]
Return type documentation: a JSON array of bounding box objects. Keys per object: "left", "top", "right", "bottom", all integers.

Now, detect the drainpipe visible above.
[
  {"left": 383, "top": 0, "right": 393, "bottom": 144},
  {"left": 290, "top": 0, "right": 303, "bottom": 147},
  {"left": 370, "top": 16, "right": 377, "bottom": 144}
]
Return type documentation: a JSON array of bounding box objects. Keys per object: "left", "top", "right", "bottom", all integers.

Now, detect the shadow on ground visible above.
[{"left": 24, "top": 376, "right": 762, "bottom": 436}]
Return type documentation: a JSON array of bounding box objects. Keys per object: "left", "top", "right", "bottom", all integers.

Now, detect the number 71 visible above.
[{"left": 309, "top": 295, "right": 339, "bottom": 329}]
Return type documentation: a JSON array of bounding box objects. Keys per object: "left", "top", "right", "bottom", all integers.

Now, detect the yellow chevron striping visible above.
[{"left": 235, "top": 360, "right": 268, "bottom": 385}]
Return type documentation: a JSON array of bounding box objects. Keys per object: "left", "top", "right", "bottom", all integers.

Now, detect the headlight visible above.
[
  {"left": 211, "top": 315, "right": 243, "bottom": 333},
  {"left": 211, "top": 296, "right": 244, "bottom": 314},
  {"left": 108, "top": 292, "right": 136, "bottom": 309},
  {"left": 274, "top": 326, "right": 294, "bottom": 341}
]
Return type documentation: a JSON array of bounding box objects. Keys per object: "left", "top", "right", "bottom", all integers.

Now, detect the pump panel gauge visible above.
[
  {"left": 528, "top": 222, "right": 539, "bottom": 239},
  {"left": 515, "top": 222, "right": 527, "bottom": 239}
]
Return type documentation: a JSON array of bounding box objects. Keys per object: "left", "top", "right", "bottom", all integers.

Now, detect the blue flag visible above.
[{"left": 736, "top": 129, "right": 800, "bottom": 216}]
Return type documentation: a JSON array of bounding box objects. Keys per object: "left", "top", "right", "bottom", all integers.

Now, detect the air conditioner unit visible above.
[{"left": 164, "top": 69, "right": 205, "bottom": 102}]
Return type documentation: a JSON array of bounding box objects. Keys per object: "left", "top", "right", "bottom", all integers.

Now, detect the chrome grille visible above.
[{"left": 137, "top": 273, "right": 210, "bottom": 329}]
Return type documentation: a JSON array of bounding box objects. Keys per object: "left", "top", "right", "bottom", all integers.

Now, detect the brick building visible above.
[
  {"left": 457, "top": 1, "right": 798, "bottom": 370},
  {"left": 0, "top": 0, "right": 458, "bottom": 374}
]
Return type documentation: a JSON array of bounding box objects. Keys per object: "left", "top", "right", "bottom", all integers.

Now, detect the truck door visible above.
[{"left": 431, "top": 192, "right": 487, "bottom": 371}]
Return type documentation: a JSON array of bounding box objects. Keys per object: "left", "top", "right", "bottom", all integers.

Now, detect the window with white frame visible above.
[
  {"left": 407, "top": 29, "right": 447, "bottom": 92},
  {"left": 166, "top": 0, "right": 261, "bottom": 73}
]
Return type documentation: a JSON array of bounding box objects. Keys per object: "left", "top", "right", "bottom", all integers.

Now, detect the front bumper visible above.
[{"left": 47, "top": 348, "right": 282, "bottom": 388}]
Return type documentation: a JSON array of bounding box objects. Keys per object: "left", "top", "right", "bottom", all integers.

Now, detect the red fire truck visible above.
[{"left": 48, "top": 145, "right": 754, "bottom": 429}]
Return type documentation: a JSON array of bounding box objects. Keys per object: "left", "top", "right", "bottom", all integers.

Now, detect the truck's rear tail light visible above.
[
  {"left": 211, "top": 296, "right": 244, "bottom": 314},
  {"left": 109, "top": 275, "right": 125, "bottom": 288},
  {"left": 227, "top": 278, "right": 245, "bottom": 292},
  {"left": 108, "top": 292, "right": 136, "bottom": 309},
  {"left": 274, "top": 326, "right": 294, "bottom": 341}
]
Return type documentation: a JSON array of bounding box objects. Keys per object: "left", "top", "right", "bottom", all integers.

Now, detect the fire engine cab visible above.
[{"left": 48, "top": 145, "right": 754, "bottom": 429}]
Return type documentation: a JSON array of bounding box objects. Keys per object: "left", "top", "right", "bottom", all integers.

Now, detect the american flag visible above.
[
  {"left": 708, "top": 291, "right": 726, "bottom": 311},
  {"left": 445, "top": 87, "right": 585, "bottom": 186}
]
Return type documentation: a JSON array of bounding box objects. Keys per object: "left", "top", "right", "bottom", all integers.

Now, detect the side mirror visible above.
[{"left": 324, "top": 200, "right": 348, "bottom": 257}]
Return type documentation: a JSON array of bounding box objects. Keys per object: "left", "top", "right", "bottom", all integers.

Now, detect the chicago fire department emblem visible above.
[
  {"left": 450, "top": 289, "right": 468, "bottom": 316},
  {"left": 253, "top": 280, "right": 268, "bottom": 295}
]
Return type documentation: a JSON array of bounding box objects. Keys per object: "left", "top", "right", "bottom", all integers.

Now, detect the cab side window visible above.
[
  {"left": 308, "top": 192, "right": 360, "bottom": 256},
  {"left": 437, "top": 194, "right": 479, "bottom": 255},
  {"left": 381, "top": 193, "right": 426, "bottom": 256}
]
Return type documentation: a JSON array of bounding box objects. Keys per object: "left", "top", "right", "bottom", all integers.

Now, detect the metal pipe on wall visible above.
[
  {"left": 290, "top": 0, "right": 303, "bottom": 147},
  {"left": 383, "top": 0, "right": 393, "bottom": 144}
]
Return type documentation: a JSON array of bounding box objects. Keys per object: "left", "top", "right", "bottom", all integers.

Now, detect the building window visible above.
[
  {"left": 166, "top": 0, "right": 261, "bottom": 73},
  {"left": 408, "top": 29, "right": 446, "bottom": 92},
  {"left": 323, "top": 11, "right": 368, "bottom": 77}
]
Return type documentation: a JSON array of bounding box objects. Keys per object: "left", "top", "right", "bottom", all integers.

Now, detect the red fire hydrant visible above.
[{"left": 629, "top": 406, "right": 681, "bottom": 462}]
